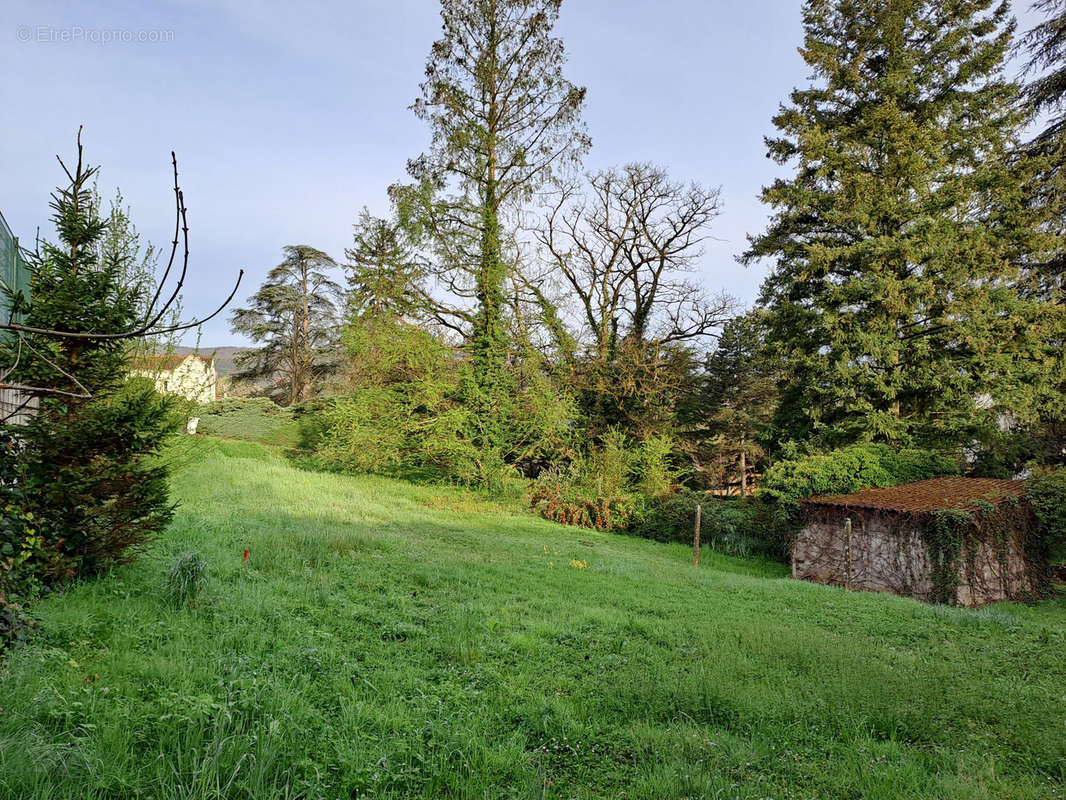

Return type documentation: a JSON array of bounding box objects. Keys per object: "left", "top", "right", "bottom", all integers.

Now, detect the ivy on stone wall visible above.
[
  {"left": 922, "top": 496, "right": 1045, "bottom": 605},
  {"left": 924, "top": 509, "right": 977, "bottom": 605}
]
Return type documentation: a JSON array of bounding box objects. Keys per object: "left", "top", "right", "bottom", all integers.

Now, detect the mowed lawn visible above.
[{"left": 0, "top": 440, "right": 1063, "bottom": 800}]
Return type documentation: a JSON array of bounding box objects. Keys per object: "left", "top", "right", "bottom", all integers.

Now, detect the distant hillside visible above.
[{"left": 170, "top": 346, "right": 250, "bottom": 378}]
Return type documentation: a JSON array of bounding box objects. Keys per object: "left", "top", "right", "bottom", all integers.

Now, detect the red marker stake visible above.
[{"left": 243, "top": 549, "right": 249, "bottom": 562}]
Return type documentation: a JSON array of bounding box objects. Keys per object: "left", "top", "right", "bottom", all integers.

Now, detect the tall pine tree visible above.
[
  {"left": 399, "top": 0, "right": 589, "bottom": 458},
  {"left": 743, "top": 0, "right": 1063, "bottom": 455},
  {"left": 687, "top": 312, "right": 777, "bottom": 494}
]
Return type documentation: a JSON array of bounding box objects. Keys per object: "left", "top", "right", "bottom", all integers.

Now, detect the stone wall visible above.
[{"left": 793, "top": 508, "right": 1034, "bottom": 606}]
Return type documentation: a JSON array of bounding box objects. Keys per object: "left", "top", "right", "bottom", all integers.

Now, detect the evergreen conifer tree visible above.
[
  {"left": 689, "top": 312, "right": 777, "bottom": 493},
  {"left": 344, "top": 209, "right": 424, "bottom": 321},
  {"left": 0, "top": 135, "right": 178, "bottom": 580},
  {"left": 231, "top": 246, "right": 342, "bottom": 406},
  {"left": 744, "top": 0, "right": 1064, "bottom": 454},
  {"left": 399, "top": 0, "right": 589, "bottom": 461}
]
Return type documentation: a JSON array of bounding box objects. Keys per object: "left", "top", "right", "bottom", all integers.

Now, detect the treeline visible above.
[
  {"left": 230, "top": 0, "right": 741, "bottom": 500},
  {"left": 229, "top": 0, "right": 1066, "bottom": 517}
]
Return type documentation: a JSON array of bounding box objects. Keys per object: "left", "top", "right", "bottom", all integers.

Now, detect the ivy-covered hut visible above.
[{"left": 794, "top": 478, "right": 1039, "bottom": 606}]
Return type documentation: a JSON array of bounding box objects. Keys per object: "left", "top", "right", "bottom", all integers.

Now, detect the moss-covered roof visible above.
[{"left": 800, "top": 477, "right": 1025, "bottom": 514}]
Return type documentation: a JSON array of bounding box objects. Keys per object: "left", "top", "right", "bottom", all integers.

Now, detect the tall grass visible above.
[
  {"left": 0, "top": 438, "right": 1062, "bottom": 799},
  {"left": 164, "top": 551, "right": 207, "bottom": 607}
]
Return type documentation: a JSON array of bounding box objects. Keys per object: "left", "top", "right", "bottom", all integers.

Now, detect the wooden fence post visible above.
[
  {"left": 693, "top": 503, "right": 702, "bottom": 566},
  {"left": 843, "top": 517, "right": 852, "bottom": 589}
]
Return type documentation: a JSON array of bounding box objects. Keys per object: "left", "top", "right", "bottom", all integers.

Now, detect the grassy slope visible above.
[{"left": 0, "top": 439, "right": 1063, "bottom": 800}]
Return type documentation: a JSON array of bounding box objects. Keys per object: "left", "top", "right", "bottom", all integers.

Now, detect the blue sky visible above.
[{"left": 1, "top": 0, "right": 1046, "bottom": 344}]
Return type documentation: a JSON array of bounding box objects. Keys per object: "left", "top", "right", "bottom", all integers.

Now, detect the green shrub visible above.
[
  {"left": 0, "top": 437, "right": 46, "bottom": 604},
  {"left": 311, "top": 392, "right": 407, "bottom": 474},
  {"left": 595, "top": 429, "right": 635, "bottom": 498},
  {"left": 3, "top": 388, "right": 179, "bottom": 583},
  {"left": 0, "top": 487, "right": 42, "bottom": 650},
  {"left": 1028, "top": 468, "right": 1066, "bottom": 564},
  {"left": 878, "top": 448, "right": 961, "bottom": 484},
  {"left": 630, "top": 491, "right": 793, "bottom": 560},
  {"left": 634, "top": 435, "right": 679, "bottom": 499},
  {"left": 311, "top": 392, "right": 487, "bottom": 485},
  {"left": 526, "top": 430, "right": 683, "bottom": 531},
  {"left": 759, "top": 443, "right": 959, "bottom": 505},
  {"left": 528, "top": 468, "right": 641, "bottom": 531},
  {"left": 627, "top": 488, "right": 700, "bottom": 544}
]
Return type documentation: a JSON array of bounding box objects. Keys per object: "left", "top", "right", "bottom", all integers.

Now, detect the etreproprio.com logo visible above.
[{"left": 16, "top": 25, "right": 175, "bottom": 44}]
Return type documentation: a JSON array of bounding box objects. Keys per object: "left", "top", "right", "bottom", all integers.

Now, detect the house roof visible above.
[
  {"left": 129, "top": 353, "right": 214, "bottom": 372},
  {"left": 799, "top": 477, "right": 1026, "bottom": 515}
]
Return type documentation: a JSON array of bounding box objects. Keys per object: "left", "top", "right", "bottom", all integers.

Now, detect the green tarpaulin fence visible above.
[{"left": 0, "top": 210, "right": 30, "bottom": 322}]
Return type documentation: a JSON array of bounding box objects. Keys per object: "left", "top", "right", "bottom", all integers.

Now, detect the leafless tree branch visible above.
[{"left": 1, "top": 146, "right": 243, "bottom": 421}]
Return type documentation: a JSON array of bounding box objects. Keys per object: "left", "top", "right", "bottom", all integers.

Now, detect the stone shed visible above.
[{"left": 794, "top": 477, "right": 1037, "bottom": 606}]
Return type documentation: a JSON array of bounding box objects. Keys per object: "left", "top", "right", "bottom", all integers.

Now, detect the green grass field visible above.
[{"left": 0, "top": 438, "right": 1063, "bottom": 799}]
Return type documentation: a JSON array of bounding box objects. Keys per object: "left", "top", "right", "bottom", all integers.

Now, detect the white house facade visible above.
[{"left": 130, "top": 353, "right": 217, "bottom": 405}]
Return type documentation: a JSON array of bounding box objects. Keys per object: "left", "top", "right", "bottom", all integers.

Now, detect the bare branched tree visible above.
[
  {"left": 527, "top": 163, "right": 736, "bottom": 435},
  {"left": 532, "top": 163, "right": 735, "bottom": 358}
]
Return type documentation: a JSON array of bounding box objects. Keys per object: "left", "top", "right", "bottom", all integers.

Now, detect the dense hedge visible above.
[
  {"left": 627, "top": 491, "right": 794, "bottom": 561},
  {"left": 759, "top": 443, "right": 960, "bottom": 505}
]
